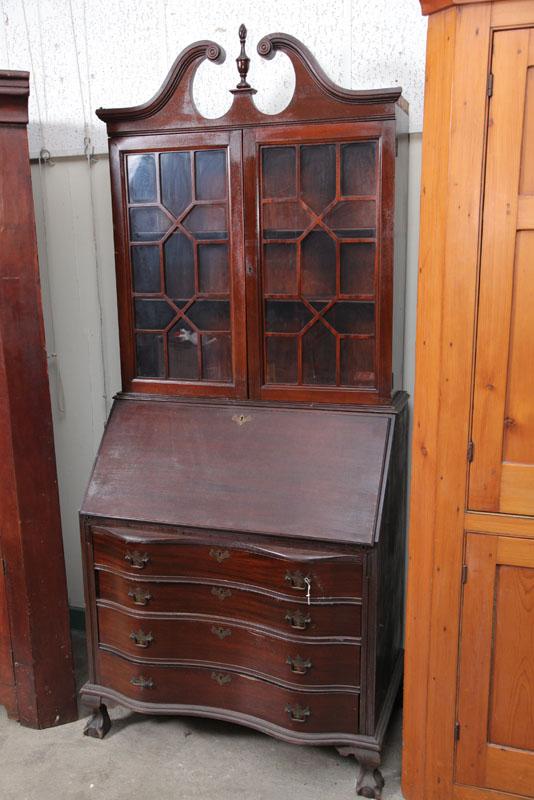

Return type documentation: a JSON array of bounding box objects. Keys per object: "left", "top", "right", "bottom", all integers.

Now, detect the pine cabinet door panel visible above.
[
  {"left": 456, "top": 533, "right": 534, "bottom": 796},
  {"left": 469, "top": 28, "right": 534, "bottom": 514}
]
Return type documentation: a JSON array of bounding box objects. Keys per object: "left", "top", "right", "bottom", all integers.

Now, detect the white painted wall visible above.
[{"left": 4, "top": 0, "right": 425, "bottom": 607}]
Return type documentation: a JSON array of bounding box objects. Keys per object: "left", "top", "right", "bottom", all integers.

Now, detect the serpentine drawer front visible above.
[
  {"left": 92, "top": 527, "right": 365, "bottom": 600},
  {"left": 96, "top": 571, "right": 363, "bottom": 638},
  {"left": 96, "top": 650, "right": 360, "bottom": 736},
  {"left": 97, "top": 606, "right": 361, "bottom": 688}
]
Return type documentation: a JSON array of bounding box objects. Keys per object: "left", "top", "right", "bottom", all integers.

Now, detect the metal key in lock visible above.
[{"left": 304, "top": 576, "right": 311, "bottom": 606}]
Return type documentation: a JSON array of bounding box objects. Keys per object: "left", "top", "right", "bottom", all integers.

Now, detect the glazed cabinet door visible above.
[
  {"left": 110, "top": 130, "right": 247, "bottom": 397},
  {"left": 243, "top": 121, "right": 394, "bottom": 404},
  {"left": 469, "top": 28, "right": 534, "bottom": 513},
  {"left": 456, "top": 533, "right": 534, "bottom": 796}
]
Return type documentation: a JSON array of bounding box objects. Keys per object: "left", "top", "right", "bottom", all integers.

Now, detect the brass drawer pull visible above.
[
  {"left": 130, "top": 676, "right": 154, "bottom": 689},
  {"left": 211, "top": 586, "right": 232, "bottom": 600},
  {"left": 285, "top": 570, "right": 310, "bottom": 591},
  {"left": 128, "top": 587, "right": 153, "bottom": 606},
  {"left": 285, "top": 610, "right": 311, "bottom": 630},
  {"left": 286, "top": 655, "right": 312, "bottom": 675},
  {"left": 211, "top": 625, "right": 231, "bottom": 640},
  {"left": 211, "top": 671, "right": 232, "bottom": 686},
  {"left": 285, "top": 703, "right": 310, "bottom": 723},
  {"left": 124, "top": 550, "right": 150, "bottom": 569},
  {"left": 130, "top": 628, "right": 154, "bottom": 648},
  {"left": 209, "top": 548, "right": 230, "bottom": 563}
]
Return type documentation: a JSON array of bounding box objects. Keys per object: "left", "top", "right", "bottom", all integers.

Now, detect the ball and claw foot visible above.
[
  {"left": 83, "top": 704, "right": 111, "bottom": 739},
  {"left": 336, "top": 746, "right": 384, "bottom": 799},
  {"left": 356, "top": 764, "right": 385, "bottom": 799}
]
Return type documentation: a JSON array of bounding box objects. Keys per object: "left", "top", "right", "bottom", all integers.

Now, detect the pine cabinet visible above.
[{"left": 404, "top": 4, "right": 534, "bottom": 800}]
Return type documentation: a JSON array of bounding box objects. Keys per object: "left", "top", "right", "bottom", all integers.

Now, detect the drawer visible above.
[
  {"left": 92, "top": 527, "right": 363, "bottom": 600},
  {"left": 97, "top": 606, "right": 361, "bottom": 688},
  {"left": 96, "top": 649, "right": 360, "bottom": 736},
  {"left": 96, "top": 571, "right": 362, "bottom": 639}
]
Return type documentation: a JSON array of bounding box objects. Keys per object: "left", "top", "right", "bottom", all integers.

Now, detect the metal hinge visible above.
[
  {"left": 395, "top": 136, "right": 399, "bottom": 156},
  {"left": 487, "top": 72, "right": 494, "bottom": 97},
  {"left": 462, "top": 564, "right": 468, "bottom": 584},
  {"left": 467, "top": 440, "right": 474, "bottom": 463},
  {"left": 455, "top": 721, "right": 461, "bottom": 741}
]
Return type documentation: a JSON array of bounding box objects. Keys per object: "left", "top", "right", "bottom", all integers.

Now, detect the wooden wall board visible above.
[{"left": 0, "top": 70, "right": 77, "bottom": 728}]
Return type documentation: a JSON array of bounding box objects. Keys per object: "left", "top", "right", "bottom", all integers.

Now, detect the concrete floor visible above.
[{"left": 0, "top": 632, "right": 404, "bottom": 800}]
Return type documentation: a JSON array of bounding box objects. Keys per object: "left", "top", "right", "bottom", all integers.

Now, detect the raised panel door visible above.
[
  {"left": 456, "top": 533, "right": 534, "bottom": 796},
  {"left": 469, "top": 27, "right": 534, "bottom": 513}
]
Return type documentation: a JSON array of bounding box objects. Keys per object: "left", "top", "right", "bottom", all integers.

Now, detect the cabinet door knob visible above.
[
  {"left": 130, "top": 676, "right": 154, "bottom": 689},
  {"left": 130, "top": 629, "right": 154, "bottom": 648},
  {"left": 124, "top": 550, "right": 150, "bottom": 569},
  {"left": 211, "top": 625, "right": 231, "bottom": 640},
  {"left": 285, "top": 703, "right": 310, "bottom": 723},
  {"left": 209, "top": 548, "right": 230, "bottom": 563},
  {"left": 285, "top": 570, "right": 310, "bottom": 590},
  {"left": 285, "top": 610, "right": 311, "bottom": 630},
  {"left": 128, "top": 587, "right": 153, "bottom": 606},
  {"left": 286, "top": 655, "right": 312, "bottom": 675}
]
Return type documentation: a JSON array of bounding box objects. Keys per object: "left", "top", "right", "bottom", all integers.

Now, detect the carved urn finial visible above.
[{"left": 231, "top": 24, "right": 256, "bottom": 94}]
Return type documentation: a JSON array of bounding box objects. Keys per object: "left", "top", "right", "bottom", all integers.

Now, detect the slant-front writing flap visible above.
[{"left": 82, "top": 399, "right": 392, "bottom": 545}]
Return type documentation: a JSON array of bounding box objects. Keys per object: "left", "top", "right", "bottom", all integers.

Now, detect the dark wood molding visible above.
[
  {"left": 0, "top": 70, "right": 30, "bottom": 125},
  {"left": 0, "top": 70, "right": 78, "bottom": 728},
  {"left": 96, "top": 40, "right": 224, "bottom": 124},
  {"left": 257, "top": 32, "right": 403, "bottom": 106}
]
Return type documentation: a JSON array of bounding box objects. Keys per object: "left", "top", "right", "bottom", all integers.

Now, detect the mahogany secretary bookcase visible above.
[{"left": 80, "top": 28, "right": 408, "bottom": 799}]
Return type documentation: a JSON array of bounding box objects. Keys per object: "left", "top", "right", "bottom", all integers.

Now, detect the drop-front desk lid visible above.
[{"left": 81, "top": 399, "right": 394, "bottom": 546}]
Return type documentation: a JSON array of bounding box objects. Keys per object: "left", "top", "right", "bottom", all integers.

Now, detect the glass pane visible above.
[
  {"left": 164, "top": 232, "right": 195, "bottom": 299},
  {"left": 195, "top": 150, "right": 226, "bottom": 201},
  {"left": 263, "top": 244, "right": 297, "bottom": 294},
  {"left": 262, "top": 147, "right": 296, "bottom": 198},
  {"left": 134, "top": 298, "right": 176, "bottom": 330},
  {"left": 160, "top": 152, "right": 192, "bottom": 217},
  {"left": 302, "top": 323, "right": 336, "bottom": 385},
  {"left": 340, "top": 243, "right": 375, "bottom": 295},
  {"left": 168, "top": 321, "right": 199, "bottom": 380},
  {"left": 136, "top": 333, "right": 164, "bottom": 377},
  {"left": 128, "top": 154, "right": 157, "bottom": 204},
  {"left": 131, "top": 246, "right": 161, "bottom": 293},
  {"left": 202, "top": 334, "right": 232, "bottom": 382},
  {"left": 187, "top": 300, "right": 230, "bottom": 331},
  {"left": 340, "top": 338, "right": 375, "bottom": 386},
  {"left": 129, "top": 206, "right": 172, "bottom": 242},
  {"left": 265, "top": 300, "right": 313, "bottom": 333},
  {"left": 263, "top": 201, "right": 312, "bottom": 240},
  {"left": 325, "top": 302, "right": 375, "bottom": 334},
  {"left": 198, "top": 243, "right": 229, "bottom": 293},
  {"left": 300, "top": 144, "right": 336, "bottom": 213},
  {"left": 341, "top": 142, "right": 377, "bottom": 196},
  {"left": 265, "top": 336, "right": 298, "bottom": 384},
  {"left": 183, "top": 204, "right": 227, "bottom": 240},
  {"left": 324, "top": 200, "right": 376, "bottom": 237},
  {"left": 301, "top": 230, "right": 336, "bottom": 298}
]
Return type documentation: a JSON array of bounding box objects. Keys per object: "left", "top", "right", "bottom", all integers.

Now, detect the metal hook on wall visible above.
[{"left": 39, "top": 147, "right": 55, "bottom": 167}]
